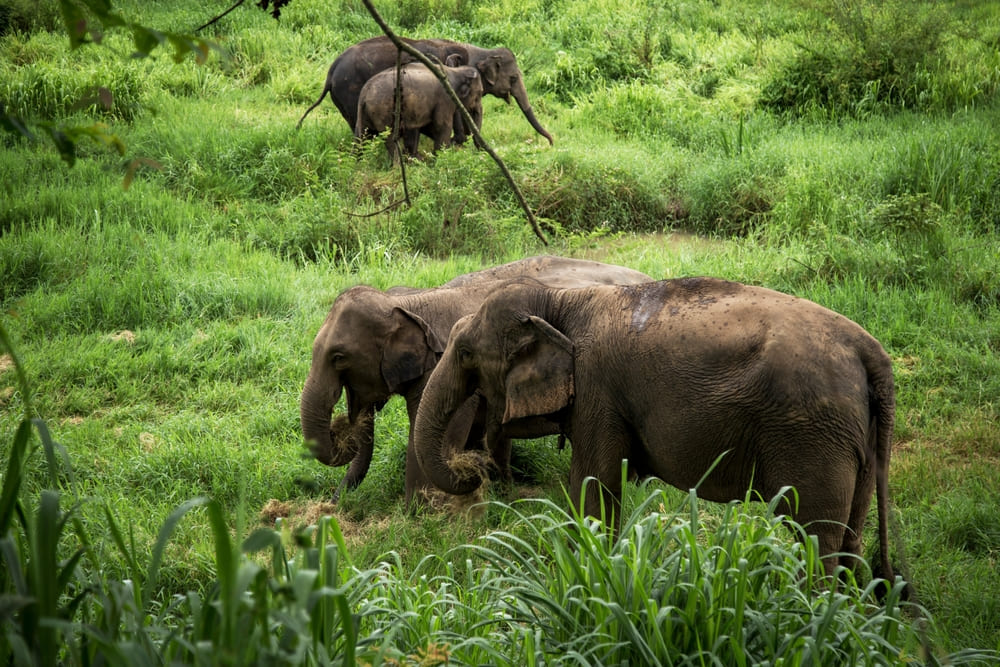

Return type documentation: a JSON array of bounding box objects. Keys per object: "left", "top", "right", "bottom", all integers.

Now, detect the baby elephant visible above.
[{"left": 355, "top": 62, "right": 484, "bottom": 160}]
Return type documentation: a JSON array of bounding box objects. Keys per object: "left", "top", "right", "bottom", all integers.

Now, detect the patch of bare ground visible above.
[{"left": 258, "top": 484, "right": 489, "bottom": 550}]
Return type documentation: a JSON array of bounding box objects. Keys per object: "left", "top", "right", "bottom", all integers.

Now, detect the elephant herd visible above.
[
  {"left": 296, "top": 36, "right": 554, "bottom": 159},
  {"left": 300, "top": 254, "right": 899, "bottom": 585}
]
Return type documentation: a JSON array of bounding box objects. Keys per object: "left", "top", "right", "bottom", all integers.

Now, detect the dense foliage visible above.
[{"left": 2, "top": 0, "right": 999, "bottom": 662}]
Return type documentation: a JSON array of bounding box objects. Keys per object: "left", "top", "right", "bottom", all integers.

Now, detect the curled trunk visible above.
[
  {"left": 413, "top": 355, "right": 488, "bottom": 496},
  {"left": 300, "top": 372, "right": 376, "bottom": 498}
]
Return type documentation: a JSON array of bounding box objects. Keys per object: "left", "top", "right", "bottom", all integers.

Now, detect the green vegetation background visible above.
[{"left": 2, "top": 0, "right": 999, "bottom": 659}]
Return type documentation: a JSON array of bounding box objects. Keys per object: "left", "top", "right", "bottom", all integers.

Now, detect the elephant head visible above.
[
  {"left": 472, "top": 47, "right": 554, "bottom": 146},
  {"left": 300, "top": 286, "right": 444, "bottom": 492},
  {"left": 414, "top": 303, "right": 574, "bottom": 496}
]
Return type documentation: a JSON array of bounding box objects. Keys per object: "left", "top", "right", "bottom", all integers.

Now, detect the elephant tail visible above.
[
  {"left": 867, "top": 345, "right": 900, "bottom": 598},
  {"left": 297, "top": 84, "right": 330, "bottom": 129}
]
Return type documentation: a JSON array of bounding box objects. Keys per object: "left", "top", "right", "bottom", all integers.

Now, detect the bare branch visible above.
[{"left": 194, "top": 0, "right": 246, "bottom": 33}]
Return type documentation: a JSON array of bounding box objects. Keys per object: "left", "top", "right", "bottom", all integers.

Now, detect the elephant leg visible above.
[
  {"left": 568, "top": 422, "right": 629, "bottom": 534},
  {"left": 403, "top": 129, "right": 421, "bottom": 156},
  {"left": 790, "top": 467, "right": 855, "bottom": 578},
  {"left": 451, "top": 108, "right": 468, "bottom": 145},
  {"left": 841, "top": 460, "right": 877, "bottom": 571}
]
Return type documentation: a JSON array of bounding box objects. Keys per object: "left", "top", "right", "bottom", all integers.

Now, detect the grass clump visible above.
[{"left": 761, "top": 0, "right": 998, "bottom": 116}]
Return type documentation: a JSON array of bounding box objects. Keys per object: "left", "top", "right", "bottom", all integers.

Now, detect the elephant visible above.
[
  {"left": 413, "top": 278, "right": 897, "bottom": 581},
  {"left": 296, "top": 36, "right": 554, "bottom": 146},
  {"left": 355, "top": 63, "right": 484, "bottom": 160},
  {"left": 299, "top": 256, "right": 652, "bottom": 504}
]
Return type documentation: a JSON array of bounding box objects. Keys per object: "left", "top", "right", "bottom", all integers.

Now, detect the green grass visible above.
[{"left": 2, "top": 0, "right": 1000, "bottom": 660}]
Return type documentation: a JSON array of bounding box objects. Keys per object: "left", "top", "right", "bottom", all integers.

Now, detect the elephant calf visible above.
[
  {"left": 414, "top": 278, "right": 898, "bottom": 582},
  {"left": 355, "top": 62, "right": 484, "bottom": 160}
]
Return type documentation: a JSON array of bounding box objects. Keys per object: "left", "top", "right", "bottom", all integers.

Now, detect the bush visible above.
[
  {"left": 0, "top": 0, "right": 61, "bottom": 36},
  {"left": 761, "top": 0, "right": 957, "bottom": 115}
]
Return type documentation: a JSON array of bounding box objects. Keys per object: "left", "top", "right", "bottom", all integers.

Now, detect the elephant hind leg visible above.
[
  {"left": 840, "top": 459, "right": 877, "bottom": 570},
  {"left": 789, "top": 468, "right": 856, "bottom": 578}
]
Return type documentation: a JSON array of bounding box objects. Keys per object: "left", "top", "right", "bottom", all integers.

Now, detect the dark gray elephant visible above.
[
  {"left": 300, "top": 256, "right": 652, "bottom": 504},
  {"left": 413, "top": 278, "right": 897, "bottom": 580},
  {"left": 355, "top": 63, "right": 484, "bottom": 160},
  {"left": 297, "top": 36, "right": 554, "bottom": 146}
]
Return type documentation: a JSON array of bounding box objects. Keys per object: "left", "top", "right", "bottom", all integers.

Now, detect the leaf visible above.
[
  {"left": 130, "top": 25, "right": 164, "bottom": 58},
  {"left": 58, "top": 0, "right": 91, "bottom": 49},
  {"left": 122, "top": 157, "right": 161, "bottom": 190}
]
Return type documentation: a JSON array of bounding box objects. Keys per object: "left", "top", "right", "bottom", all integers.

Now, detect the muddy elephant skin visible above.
[{"left": 414, "top": 278, "right": 897, "bottom": 581}]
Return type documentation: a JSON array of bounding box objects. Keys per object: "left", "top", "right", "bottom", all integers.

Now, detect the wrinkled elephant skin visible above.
[
  {"left": 414, "top": 278, "right": 897, "bottom": 582},
  {"left": 300, "top": 256, "right": 652, "bottom": 503}
]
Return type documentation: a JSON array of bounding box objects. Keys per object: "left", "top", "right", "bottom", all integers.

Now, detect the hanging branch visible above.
[
  {"left": 391, "top": 48, "right": 412, "bottom": 208},
  {"left": 194, "top": 0, "right": 244, "bottom": 32},
  {"left": 359, "top": 0, "right": 548, "bottom": 245}
]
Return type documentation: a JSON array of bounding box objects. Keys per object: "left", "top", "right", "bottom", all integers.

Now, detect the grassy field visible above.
[{"left": 2, "top": 0, "right": 1000, "bottom": 661}]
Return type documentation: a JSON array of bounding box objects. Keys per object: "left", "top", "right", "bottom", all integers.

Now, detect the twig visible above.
[
  {"left": 359, "top": 0, "right": 547, "bottom": 245},
  {"left": 344, "top": 199, "right": 410, "bottom": 218},
  {"left": 194, "top": 0, "right": 246, "bottom": 33},
  {"left": 391, "top": 49, "right": 411, "bottom": 207}
]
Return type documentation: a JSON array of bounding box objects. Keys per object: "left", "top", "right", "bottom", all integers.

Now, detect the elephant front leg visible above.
[{"left": 568, "top": 428, "right": 628, "bottom": 535}]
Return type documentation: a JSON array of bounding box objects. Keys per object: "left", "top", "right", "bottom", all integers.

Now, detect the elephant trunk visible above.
[
  {"left": 413, "top": 354, "right": 488, "bottom": 496},
  {"left": 511, "top": 78, "right": 554, "bottom": 145},
  {"left": 300, "top": 374, "right": 373, "bottom": 472}
]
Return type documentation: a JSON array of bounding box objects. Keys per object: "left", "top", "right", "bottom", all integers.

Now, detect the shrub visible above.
[
  {"left": 761, "top": 0, "right": 957, "bottom": 115},
  {"left": 0, "top": 0, "right": 61, "bottom": 36}
]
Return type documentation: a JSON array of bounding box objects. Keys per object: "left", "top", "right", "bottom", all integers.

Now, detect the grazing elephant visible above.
[
  {"left": 297, "top": 36, "right": 554, "bottom": 146},
  {"left": 413, "top": 278, "right": 897, "bottom": 580},
  {"left": 355, "top": 63, "right": 484, "bottom": 160},
  {"left": 300, "top": 256, "right": 652, "bottom": 503}
]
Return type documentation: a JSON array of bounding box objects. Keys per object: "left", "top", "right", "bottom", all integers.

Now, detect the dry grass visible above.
[{"left": 308, "top": 411, "right": 372, "bottom": 467}]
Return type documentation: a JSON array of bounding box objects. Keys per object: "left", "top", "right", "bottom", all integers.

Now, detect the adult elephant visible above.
[
  {"left": 299, "top": 256, "right": 651, "bottom": 504},
  {"left": 356, "top": 63, "right": 484, "bottom": 160},
  {"left": 413, "top": 278, "right": 897, "bottom": 581},
  {"left": 296, "top": 36, "right": 554, "bottom": 146}
]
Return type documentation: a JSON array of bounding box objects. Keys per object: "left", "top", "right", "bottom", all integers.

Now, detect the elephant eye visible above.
[
  {"left": 457, "top": 347, "right": 474, "bottom": 367},
  {"left": 331, "top": 351, "right": 349, "bottom": 369}
]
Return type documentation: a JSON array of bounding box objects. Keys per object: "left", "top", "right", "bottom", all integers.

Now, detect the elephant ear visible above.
[
  {"left": 503, "top": 315, "right": 574, "bottom": 423},
  {"left": 456, "top": 69, "right": 478, "bottom": 99},
  {"left": 381, "top": 308, "right": 444, "bottom": 393},
  {"left": 445, "top": 53, "right": 463, "bottom": 67},
  {"left": 479, "top": 55, "right": 503, "bottom": 88}
]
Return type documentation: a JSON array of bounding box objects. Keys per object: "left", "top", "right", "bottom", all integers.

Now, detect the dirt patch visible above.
[
  {"left": 109, "top": 330, "right": 136, "bottom": 344},
  {"left": 260, "top": 499, "right": 346, "bottom": 531},
  {"left": 0, "top": 354, "right": 13, "bottom": 374}
]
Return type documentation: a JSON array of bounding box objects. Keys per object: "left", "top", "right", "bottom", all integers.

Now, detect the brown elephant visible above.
[
  {"left": 296, "top": 36, "right": 553, "bottom": 146},
  {"left": 413, "top": 278, "right": 897, "bottom": 581},
  {"left": 299, "top": 256, "right": 652, "bottom": 503},
  {"left": 355, "top": 63, "right": 484, "bottom": 160}
]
